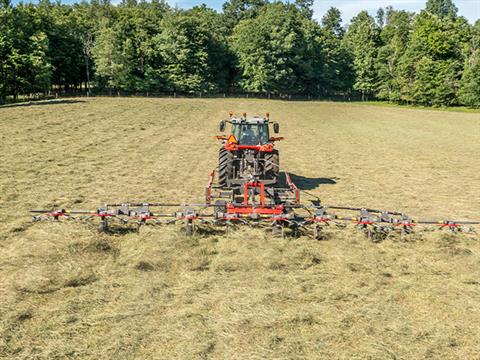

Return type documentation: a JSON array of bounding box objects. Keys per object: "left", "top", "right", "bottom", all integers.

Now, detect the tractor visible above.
[{"left": 216, "top": 112, "right": 283, "bottom": 188}]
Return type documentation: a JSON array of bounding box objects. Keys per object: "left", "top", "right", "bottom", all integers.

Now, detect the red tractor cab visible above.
[{"left": 216, "top": 113, "right": 282, "bottom": 187}]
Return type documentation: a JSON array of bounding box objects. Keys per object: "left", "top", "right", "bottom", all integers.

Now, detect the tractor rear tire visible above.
[
  {"left": 218, "top": 147, "right": 233, "bottom": 188},
  {"left": 265, "top": 150, "right": 279, "bottom": 182}
]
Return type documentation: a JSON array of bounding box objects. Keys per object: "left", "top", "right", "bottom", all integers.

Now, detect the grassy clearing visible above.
[{"left": 0, "top": 98, "right": 479, "bottom": 359}]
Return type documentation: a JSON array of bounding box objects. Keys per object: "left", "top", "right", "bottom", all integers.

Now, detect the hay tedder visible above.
[{"left": 31, "top": 112, "right": 479, "bottom": 241}]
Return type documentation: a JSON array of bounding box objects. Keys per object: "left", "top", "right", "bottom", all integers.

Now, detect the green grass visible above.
[{"left": 1, "top": 98, "right": 479, "bottom": 359}]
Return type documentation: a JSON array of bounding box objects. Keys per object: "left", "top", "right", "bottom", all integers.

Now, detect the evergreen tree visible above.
[
  {"left": 425, "top": 0, "right": 458, "bottom": 18},
  {"left": 294, "top": 0, "right": 313, "bottom": 19},
  {"left": 320, "top": 7, "right": 353, "bottom": 94},
  {"left": 222, "top": 0, "right": 267, "bottom": 27},
  {"left": 321, "top": 7, "right": 343, "bottom": 37},
  {"left": 376, "top": 8, "right": 386, "bottom": 28}
]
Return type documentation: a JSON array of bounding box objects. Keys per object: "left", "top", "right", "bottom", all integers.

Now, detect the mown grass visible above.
[{"left": 0, "top": 98, "right": 479, "bottom": 359}]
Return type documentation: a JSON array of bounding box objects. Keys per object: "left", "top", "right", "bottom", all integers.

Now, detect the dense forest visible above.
[{"left": 0, "top": 0, "right": 479, "bottom": 107}]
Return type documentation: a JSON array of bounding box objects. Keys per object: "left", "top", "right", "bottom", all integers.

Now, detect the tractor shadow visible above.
[{"left": 278, "top": 172, "right": 337, "bottom": 191}]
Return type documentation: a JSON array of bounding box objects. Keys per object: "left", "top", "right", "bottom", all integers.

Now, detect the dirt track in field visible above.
[{"left": 0, "top": 98, "right": 479, "bottom": 359}]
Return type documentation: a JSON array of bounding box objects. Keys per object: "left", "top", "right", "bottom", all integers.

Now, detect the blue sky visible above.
[
  {"left": 312, "top": 0, "right": 478, "bottom": 24},
  {"left": 169, "top": 0, "right": 479, "bottom": 23},
  {"left": 12, "top": 0, "right": 480, "bottom": 24}
]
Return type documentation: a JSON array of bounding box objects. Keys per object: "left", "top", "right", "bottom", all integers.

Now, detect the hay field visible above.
[{"left": 0, "top": 98, "right": 479, "bottom": 359}]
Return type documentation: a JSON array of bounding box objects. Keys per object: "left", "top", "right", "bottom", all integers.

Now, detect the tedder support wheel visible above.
[
  {"left": 265, "top": 150, "right": 279, "bottom": 182},
  {"left": 214, "top": 200, "right": 232, "bottom": 231},
  {"left": 214, "top": 200, "right": 227, "bottom": 217},
  {"left": 185, "top": 219, "right": 194, "bottom": 236},
  {"left": 218, "top": 147, "right": 234, "bottom": 188},
  {"left": 272, "top": 222, "right": 284, "bottom": 237},
  {"left": 98, "top": 218, "right": 108, "bottom": 233}
]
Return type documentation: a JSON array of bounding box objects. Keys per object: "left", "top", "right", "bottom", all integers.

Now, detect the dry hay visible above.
[{"left": 0, "top": 98, "right": 479, "bottom": 359}]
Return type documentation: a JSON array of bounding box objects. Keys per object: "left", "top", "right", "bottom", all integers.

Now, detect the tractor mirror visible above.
[
  {"left": 273, "top": 123, "right": 280, "bottom": 134},
  {"left": 219, "top": 120, "right": 226, "bottom": 132}
]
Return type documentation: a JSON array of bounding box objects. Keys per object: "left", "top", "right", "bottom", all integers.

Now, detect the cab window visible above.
[{"left": 232, "top": 123, "right": 269, "bottom": 145}]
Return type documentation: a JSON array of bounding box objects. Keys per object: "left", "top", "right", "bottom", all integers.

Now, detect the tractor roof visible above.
[{"left": 231, "top": 116, "right": 269, "bottom": 124}]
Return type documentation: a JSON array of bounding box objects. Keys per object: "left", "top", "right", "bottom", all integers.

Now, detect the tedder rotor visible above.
[{"left": 30, "top": 112, "right": 480, "bottom": 241}]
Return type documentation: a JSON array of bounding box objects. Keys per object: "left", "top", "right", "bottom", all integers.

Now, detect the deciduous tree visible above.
[{"left": 344, "top": 11, "right": 380, "bottom": 100}]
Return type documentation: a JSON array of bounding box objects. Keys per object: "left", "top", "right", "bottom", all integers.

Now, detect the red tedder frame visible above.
[
  {"left": 243, "top": 181, "right": 265, "bottom": 206},
  {"left": 226, "top": 181, "right": 284, "bottom": 215},
  {"left": 205, "top": 170, "right": 215, "bottom": 204},
  {"left": 285, "top": 172, "right": 300, "bottom": 205}
]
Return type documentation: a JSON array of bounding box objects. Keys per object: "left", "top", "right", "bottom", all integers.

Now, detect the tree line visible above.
[{"left": 0, "top": 0, "right": 479, "bottom": 107}]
